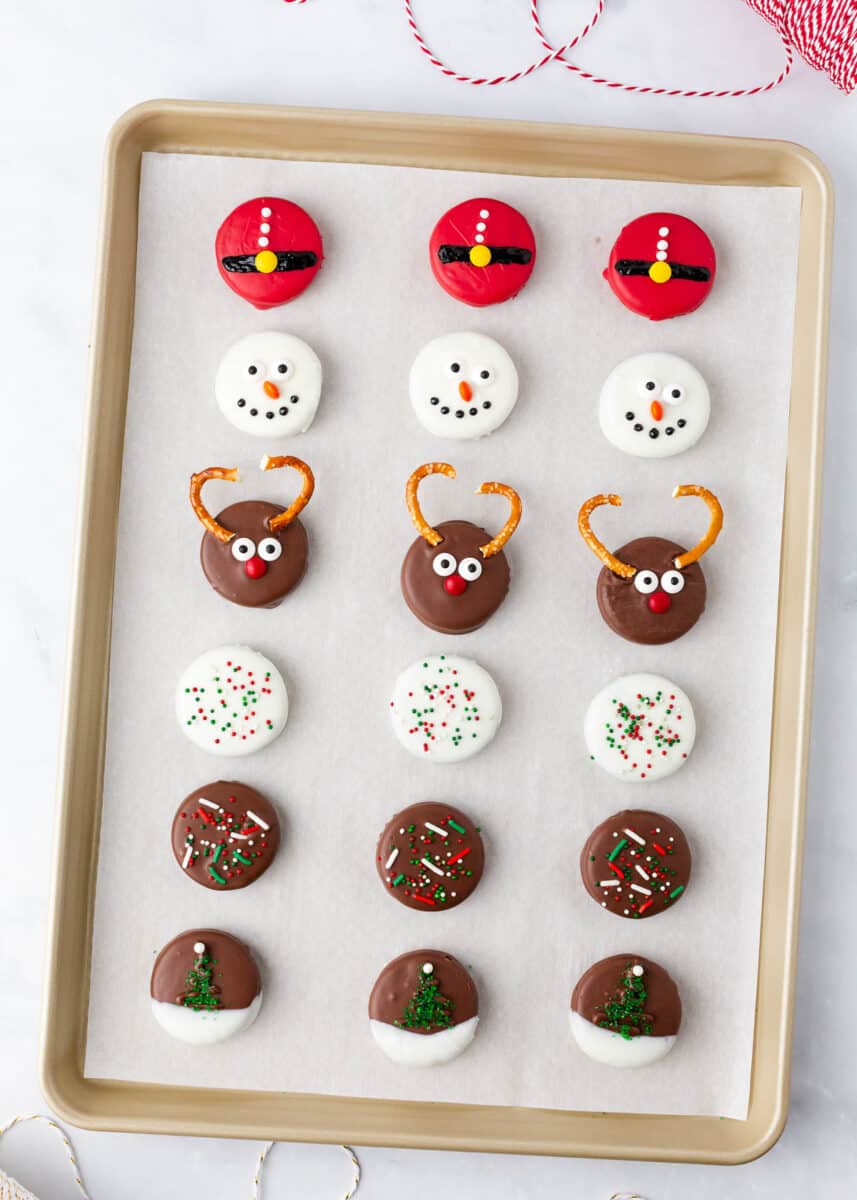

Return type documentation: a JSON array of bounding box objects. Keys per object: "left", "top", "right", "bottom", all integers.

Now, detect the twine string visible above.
[
  {"left": 276, "top": 0, "right": 857, "bottom": 96},
  {"left": 0, "top": 1116, "right": 360, "bottom": 1200},
  {"left": 0, "top": 1115, "right": 90, "bottom": 1200},
  {"left": 252, "top": 1142, "right": 361, "bottom": 1200},
  {"left": 402, "top": 0, "right": 796, "bottom": 95}
]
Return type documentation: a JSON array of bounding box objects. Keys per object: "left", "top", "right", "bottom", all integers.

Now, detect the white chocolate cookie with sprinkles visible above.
[
  {"left": 175, "top": 645, "right": 289, "bottom": 757},
  {"left": 584, "top": 673, "right": 695, "bottom": 782},
  {"left": 389, "top": 654, "right": 502, "bottom": 763}
]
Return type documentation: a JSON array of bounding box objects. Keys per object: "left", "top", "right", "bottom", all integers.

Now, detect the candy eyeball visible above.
[
  {"left": 216, "top": 331, "right": 322, "bottom": 438},
  {"left": 599, "top": 352, "right": 710, "bottom": 459},
  {"left": 458, "top": 556, "right": 483, "bottom": 581},
  {"left": 660, "top": 569, "right": 685, "bottom": 594},
  {"left": 633, "top": 569, "right": 659, "bottom": 594},
  {"left": 257, "top": 537, "right": 283, "bottom": 562},
  {"left": 231, "top": 537, "right": 256, "bottom": 561},
  {"left": 410, "top": 332, "right": 518, "bottom": 440},
  {"left": 432, "top": 552, "right": 458, "bottom": 577}
]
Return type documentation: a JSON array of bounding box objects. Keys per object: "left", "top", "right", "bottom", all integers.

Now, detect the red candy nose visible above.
[
  {"left": 444, "top": 574, "right": 468, "bottom": 596},
  {"left": 647, "top": 590, "right": 671, "bottom": 614},
  {"left": 244, "top": 556, "right": 268, "bottom": 579}
]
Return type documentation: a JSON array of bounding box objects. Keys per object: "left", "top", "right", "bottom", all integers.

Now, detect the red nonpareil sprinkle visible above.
[
  {"left": 653, "top": 842, "right": 668, "bottom": 855},
  {"left": 447, "top": 847, "right": 471, "bottom": 864},
  {"left": 413, "top": 893, "right": 436, "bottom": 906},
  {"left": 638, "top": 898, "right": 654, "bottom": 914},
  {"left": 608, "top": 861, "right": 624, "bottom": 878}
]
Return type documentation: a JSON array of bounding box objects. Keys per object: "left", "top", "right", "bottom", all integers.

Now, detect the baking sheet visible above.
[{"left": 84, "top": 152, "right": 800, "bottom": 1119}]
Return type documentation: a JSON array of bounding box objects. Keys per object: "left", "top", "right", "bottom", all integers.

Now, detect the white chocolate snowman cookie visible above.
[
  {"left": 216, "top": 331, "right": 322, "bottom": 437},
  {"left": 599, "top": 352, "right": 710, "bottom": 458},
  {"left": 410, "top": 332, "right": 518, "bottom": 439}
]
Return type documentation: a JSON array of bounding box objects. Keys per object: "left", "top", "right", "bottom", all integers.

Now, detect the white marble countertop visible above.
[{"left": 2, "top": 1, "right": 855, "bottom": 1194}]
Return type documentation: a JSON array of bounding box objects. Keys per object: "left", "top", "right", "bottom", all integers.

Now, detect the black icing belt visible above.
[
  {"left": 220, "top": 250, "right": 319, "bottom": 273},
  {"left": 436, "top": 244, "right": 533, "bottom": 265},
  {"left": 613, "top": 259, "right": 712, "bottom": 282}
]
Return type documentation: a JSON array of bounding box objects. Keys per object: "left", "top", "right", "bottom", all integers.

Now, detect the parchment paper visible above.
[{"left": 84, "top": 152, "right": 800, "bottom": 1119}]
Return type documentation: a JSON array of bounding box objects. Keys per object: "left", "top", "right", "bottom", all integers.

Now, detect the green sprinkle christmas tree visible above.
[
  {"left": 178, "top": 941, "right": 222, "bottom": 1012},
  {"left": 396, "top": 961, "right": 454, "bottom": 1031},
  {"left": 595, "top": 962, "right": 652, "bottom": 1040}
]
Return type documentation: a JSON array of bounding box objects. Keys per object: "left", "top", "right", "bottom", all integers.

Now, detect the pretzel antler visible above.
[
  {"left": 189, "top": 466, "right": 240, "bottom": 543},
  {"left": 476, "top": 482, "right": 522, "bottom": 558},
  {"left": 577, "top": 494, "right": 636, "bottom": 579},
  {"left": 405, "top": 462, "right": 456, "bottom": 547},
  {"left": 261, "top": 456, "right": 316, "bottom": 531},
  {"left": 672, "top": 485, "right": 723, "bottom": 569}
]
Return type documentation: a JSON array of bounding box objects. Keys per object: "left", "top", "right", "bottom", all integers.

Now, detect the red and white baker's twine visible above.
[
  {"left": 285, "top": 0, "right": 857, "bottom": 96},
  {"left": 0, "top": 1116, "right": 360, "bottom": 1200}
]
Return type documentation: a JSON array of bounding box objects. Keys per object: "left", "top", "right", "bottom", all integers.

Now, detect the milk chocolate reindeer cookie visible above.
[
  {"left": 578, "top": 485, "right": 723, "bottom": 645},
  {"left": 190, "top": 455, "right": 314, "bottom": 608},
  {"left": 401, "top": 462, "right": 522, "bottom": 634}
]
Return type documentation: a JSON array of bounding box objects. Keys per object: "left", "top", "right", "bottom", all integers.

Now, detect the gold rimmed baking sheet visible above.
[{"left": 41, "top": 101, "right": 831, "bottom": 1162}]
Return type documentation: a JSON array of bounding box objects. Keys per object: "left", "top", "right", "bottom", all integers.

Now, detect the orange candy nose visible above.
[
  {"left": 650, "top": 399, "right": 663, "bottom": 422},
  {"left": 458, "top": 380, "right": 473, "bottom": 401},
  {"left": 263, "top": 380, "right": 280, "bottom": 399}
]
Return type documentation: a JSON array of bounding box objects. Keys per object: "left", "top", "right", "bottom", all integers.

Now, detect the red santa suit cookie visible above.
[
  {"left": 604, "top": 212, "right": 716, "bottom": 321},
  {"left": 215, "top": 197, "right": 323, "bottom": 309},
  {"left": 429, "top": 198, "right": 536, "bottom": 307}
]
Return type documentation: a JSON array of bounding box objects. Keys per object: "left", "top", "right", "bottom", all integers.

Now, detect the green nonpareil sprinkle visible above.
[
  {"left": 396, "top": 965, "right": 454, "bottom": 1032},
  {"left": 447, "top": 819, "right": 466, "bottom": 834},
  {"left": 233, "top": 850, "right": 252, "bottom": 865},
  {"left": 208, "top": 866, "right": 228, "bottom": 885},
  {"left": 392, "top": 873, "right": 405, "bottom": 886},
  {"left": 607, "top": 838, "right": 627, "bottom": 862},
  {"left": 595, "top": 963, "right": 652, "bottom": 1041},
  {"left": 179, "top": 950, "right": 221, "bottom": 1011},
  {"left": 669, "top": 885, "right": 685, "bottom": 899}
]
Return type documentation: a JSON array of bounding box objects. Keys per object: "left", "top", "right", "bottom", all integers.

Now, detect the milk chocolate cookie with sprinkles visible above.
[
  {"left": 150, "top": 929, "right": 263, "bottom": 1045},
  {"left": 376, "top": 802, "right": 484, "bottom": 911},
  {"left": 580, "top": 810, "right": 691, "bottom": 919},
  {"left": 369, "top": 949, "right": 479, "bottom": 1066},
  {"left": 171, "top": 781, "right": 280, "bottom": 891},
  {"left": 570, "top": 954, "right": 681, "bottom": 1068}
]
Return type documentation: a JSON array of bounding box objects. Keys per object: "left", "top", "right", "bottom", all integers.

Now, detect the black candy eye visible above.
[
  {"left": 480, "top": 370, "right": 490, "bottom": 379},
  {"left": 248, "top": 366, "right": 258, "bottom": 375},
  {"left": 450, "top": 362, "right": 461, "bottom": 373},
  {"left": 644, "top": 380, "right": 657, "bottom": 391},
  {"left": 277, "top": 363, "right": 288, "bottom": 374}
]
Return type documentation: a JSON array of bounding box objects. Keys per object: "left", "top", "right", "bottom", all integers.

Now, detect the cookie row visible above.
[
  {"left": 216, "top": 195, "right": 715, "bottom": 321},
  {"left": 149, "top": 934, "right": 682, "bottom": 1071}
]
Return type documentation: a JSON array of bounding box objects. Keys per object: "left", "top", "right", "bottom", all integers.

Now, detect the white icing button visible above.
[
  {"left": 656, "top": 239, "right": 669, "bottom": 250},
  {"left": 389, "top": 654, "right": 502, "bottom": 763},
  {"left": 474, "top": 234, "right": 485, "bottom": 243},
  {"left": 598, "top": 351, "right": 710, "bottom": 459},
  {"left": 258, "top": 236, "right": 270, "bottom": 247},
  {"left": 175, "top": 645, "right": 289, "bottom": 757},
  {"left": 409, "top": 331, "right": 518, "bottom": 441},
  {"left": 479, "top": 209, "right": 490, "bottom": 218},
  {"left": 193, "top": 941, "right": 206, "bottom": 954},
  {"left": 476, "top": 222, "right": 486, "bottom": 231},
  {"left": 584, "top": 672, "right": 696, "bottom": 782},
  {"left": 215, "top": 330, "right": 323, "bottom": 438},
  {"left": 260, "top": 222, "right": 271, "bottom": 233},
  {"left": 656, "top": 251, "right": 668, "bottom": 261},
  {"left": 261, "top": 206, "right": 272, "bottom": 217},
  {"left": 658, "top": 226, "right": 669, "bottom": 236}
]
